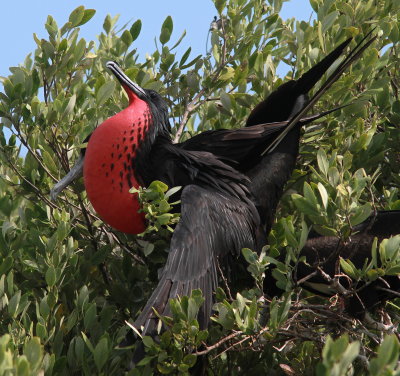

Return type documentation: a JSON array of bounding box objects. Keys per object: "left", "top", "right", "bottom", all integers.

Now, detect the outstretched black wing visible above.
[
  {"left": 133, "top": 184, "right": 260, "bottom": 335},
  {"left": 179, "top": 109, "right": 341, "bottom": 171},
  {"left": 262, "top": 32, "right": 376, "bottom": 154},
  {"left": 245, "top": 34, "right": 375, "bottom": 232}
]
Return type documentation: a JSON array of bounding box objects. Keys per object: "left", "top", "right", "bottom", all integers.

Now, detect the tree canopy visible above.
[{"left": 0, "top": 0, "right": 400, "bottom": 374}]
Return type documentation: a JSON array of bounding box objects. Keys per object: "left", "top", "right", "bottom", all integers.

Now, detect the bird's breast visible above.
[{"left": 83, "top": 106, "right": 152, "bottom": 234}]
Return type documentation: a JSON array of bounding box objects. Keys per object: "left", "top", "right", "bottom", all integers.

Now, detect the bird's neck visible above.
[
  {"left": 248, "top": 126, "right": 301, "bottom": 233},
  {"left": 133, "top": 132, "right": 172, "bottom": 186}
]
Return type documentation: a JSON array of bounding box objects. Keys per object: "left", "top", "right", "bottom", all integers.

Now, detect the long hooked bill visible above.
[
  {"left": 261, "top": 31, "right": 377, "bottom": 156},
  {"left": 50, "top": 154, "right": 84, "bottom": 200},
  {"left": 106, "top": 61, "right": 149, "bottom": 100}
]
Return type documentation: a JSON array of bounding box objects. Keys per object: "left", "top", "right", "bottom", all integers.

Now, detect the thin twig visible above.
[
  {"left": 195, "top": 331, "right": 242, "bottom": 356},
  {"left": 216, "top": 258, "right": 233, "bottom": 301}
]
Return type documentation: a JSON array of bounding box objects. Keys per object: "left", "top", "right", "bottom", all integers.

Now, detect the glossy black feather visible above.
[
  {"left": 125, "top": 35, "right": 374, "bottom": 336},
  {"left": 243, "top": 35, "right": 374, "bottom": 233},
  {"left": 134, "top": 184, "right": 261, "bottom": 335},
  {"left": 179, "top": 37, "right": 369, "bottom": 234},
  {"left": 180, "top": 109, "right": 342, "bottom": 171},
  {"left": 246, "top": 38, "right": 352, "bottom": 126}
]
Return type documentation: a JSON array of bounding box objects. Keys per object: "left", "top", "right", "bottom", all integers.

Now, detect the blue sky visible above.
[{"left": 0, "top": 0, "right": 313, "bottom": 78}]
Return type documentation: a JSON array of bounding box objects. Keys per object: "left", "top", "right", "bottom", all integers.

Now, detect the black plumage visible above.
[
  {"left": 129, "top": 36, "right": 370, "bottom": 334},
  {"left": 264, "top": 210, "right": 400, "bottom": 318},
  {"left": 132, "top": 143, "right": 264, "bottom": 333},
  {"left": 181, "top": 33, "right": 375, "bottom": 235},
  {"left": 134, "top": 184, "right": 261, "bottom": 333}
]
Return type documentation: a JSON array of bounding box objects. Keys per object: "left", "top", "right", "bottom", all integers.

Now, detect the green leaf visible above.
[
  {"left": 180, "top": 55, "right": 202, "bottom": 69},
  {"left": 81, "top": 332, "right": 95, "bottom": 354},
  {"left": 39, "top": 297, "right": 50, "bottom": 319},
  {"left": 339, "top": 341, "right": 360, "bottom": 371},
  {"left": 321, "top": 11, "right": 339, "bottom": 33},
  {"left": 292, "top": 194, "right": 319, "bottom": 217},
  {"left": 349, "top": 203, "right": 371, "bottom": 226},
  {"left": 142, "top": 242, "right": 154, "bottom": 257},
  {"left": 157, "top": 213, "right": 173, "bottom": 225},
  {"left": 36, "top": 322, "right": 47, "bottom": 341},
  {"left": 17, "top": 357, "right": 30, "bottom": 376},
  {"left": 121, "top": 30, "right": 133, "bottom": 46},
  {"left": 45, "top": 266, "right": 56, "bottom": 287},
  {"left": 370, "top": 335, "right": 399, "bottom": 375},
  {"left": 96, "top": 81, "right": 116, "bottom": 106},
  {"left": 183, "top": 354, "right": 197, "bottom": 367},
  {"left": 8, "top": 290, "right": 21, "bottom": 317},
  {"left": 158, "top": 199, "right": 171, "bottom": 213},
  {"left": 148, "top": 180, "right": 168, "bottom": 193},
  {"left": 103, "top": 14, "right": 112, "bottom": 34},
  {"left": 187, "top": 298, "right": 199, "bottom": 322},
  {"left": 317, "top": 148, "right": 329, "bottom": 177},
  {"left": 160, "top": 16, "right": 173, "bottom": 44},
  {"left": 179, "top": 47, "right": 192, "bottom": 67},
  {"left": 220, "top": 67, "right": 235, "bottom": 81},
  {"left": 93, "top": 338, "right": 109, "bottom": 372},
  {"left": 62, "top": 94, "right": 76, "bottom": 117},
  {"left": 313, "top": 225, "right": 337, "bottom": 237},
  {"left": 381, "top": 235, "right": 400, "bottom": 261},
  {"left": 0, "top": 256, "right": 13, "bottom": 275},
  {"left": 303, "top": 182, "right": 318, "bottom": 206},
  {"left": 77, "top": 9, "right": 96, "bottom": 27},
  {"left": 242, "top": 248, "right": 257, "bottom": 264},
  {"left": 84, "top": 303, "right": 97, "bottom": 330},
  {"left": 24, "top": 337, "right": 42, "bottom": 370},
  {"left": 327, "top": 167, "right": 340, "bottom": 187},
  {"left": 142, "top": 336, "right": 154, "bottom": 348},
  {"left": 339, "top": 258, "right": 359, "bottom": 279},
  {"left": 69, "top": 6, "right": 85, "bottom": 28},
  {"left": 215, "top": 0, "right": 226, "bottom": 13},
  {"left": 170, "top": 30, "right": 186, "bottom": 50},
  {"left": 130, "top": 19, "right": 142, "bottom": 41},
  {"left": 220, "top": 92, "right": 231, "bottom": 110},
  {"left": 317, "top": 182, "right": 328, "bottom": 209},
  {"left": 299, "top": 219, "right": 309, "bottom": 250}
]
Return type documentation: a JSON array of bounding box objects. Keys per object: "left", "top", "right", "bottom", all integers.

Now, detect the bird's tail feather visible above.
[
  {"left": 133, "top": 265, "right": 217, "bottom": 337},
  {"left": 263, "top": 31, "right": 376, "bottom": 155},
  {"left": 296, "top": 38, "right": 352, "bottom": 94},
  {"left": 127, "top": 268, "right": 217, "bottom": 367}
]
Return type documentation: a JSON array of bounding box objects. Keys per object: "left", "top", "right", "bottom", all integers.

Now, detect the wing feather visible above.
[{"left": 134, "top": 184, "right": 260, "bottom": 335}]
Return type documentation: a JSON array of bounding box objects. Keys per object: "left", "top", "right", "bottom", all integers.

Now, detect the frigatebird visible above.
[
  {"left": 50, "top": 34, "right": 375, "bottom": 340},
  {"left": 264, "top": 210, "right": 400, "bottom": 318},
  {"left": 181, "top": 32, "right": 376, "bottom": 234}
]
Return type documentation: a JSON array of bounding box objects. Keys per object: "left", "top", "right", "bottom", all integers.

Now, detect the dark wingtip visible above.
[
  {"left": 295, "top": 36, "right": 353, "bottom": 94},
  {"left": 262, "top": 30, "right": 376, "bottom": 155}
]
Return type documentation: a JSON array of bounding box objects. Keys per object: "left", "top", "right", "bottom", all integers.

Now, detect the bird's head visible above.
[
  {"left": 50, "top": 62, "right": 171, "bottom": 235},
  {"left": 106, "top": 61, "right": 170, "bottom": 136}
]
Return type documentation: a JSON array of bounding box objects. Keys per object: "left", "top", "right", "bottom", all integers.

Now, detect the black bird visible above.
[
  {"left": 50, "top": 34, "right": 375, "bottom": 346},
  {"left": 181, "top": 32, "right": 376, "bottom": 234},
  {"left": 264, "top": 210, "right": 400, "bottom": 318}
]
